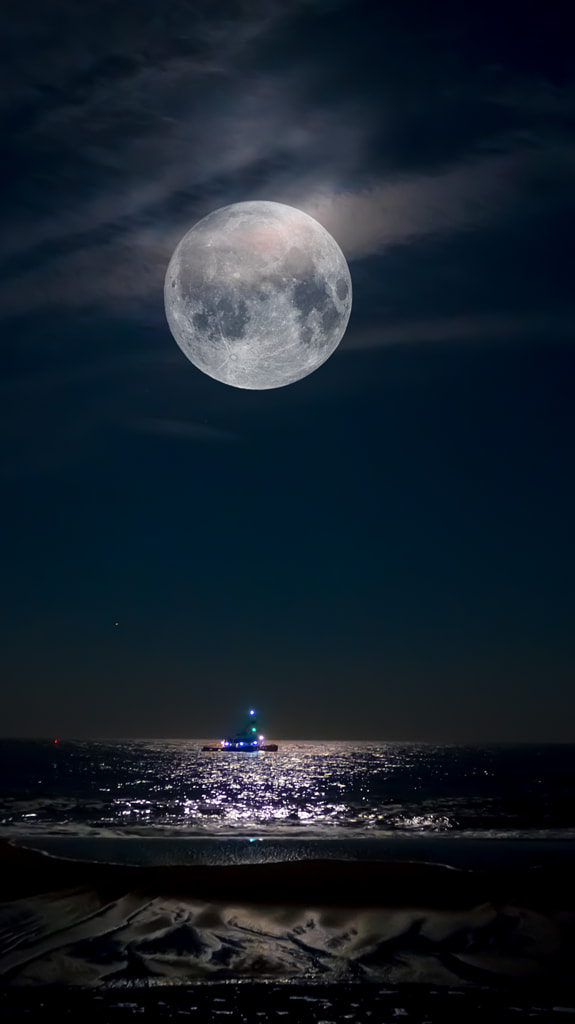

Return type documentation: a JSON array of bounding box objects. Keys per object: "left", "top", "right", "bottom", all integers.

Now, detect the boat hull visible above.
[{"left": 201, "top": 744, "right": 278, "bottom": 752}]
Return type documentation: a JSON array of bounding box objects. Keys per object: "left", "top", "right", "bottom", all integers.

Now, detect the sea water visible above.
[{"left": 1, "top": 739, "right": 575, "bottom": 866}]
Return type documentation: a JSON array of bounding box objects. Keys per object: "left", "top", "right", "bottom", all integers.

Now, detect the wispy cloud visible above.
[
  {"left": 342, "top": 309, "right": 575, "bottom": 352},
  {"left": 128, "top": 416, "right": 242, "bottom": 443},
  {"left": 1, "top": 0, "right": 573, "bottom": 335},
  {"left": 302, "top": 154, "right": 521, "bottom": 259}
]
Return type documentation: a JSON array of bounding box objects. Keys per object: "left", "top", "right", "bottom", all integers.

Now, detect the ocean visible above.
[{"left": 1, "top": 738, "right": 575, "bottom": 862}]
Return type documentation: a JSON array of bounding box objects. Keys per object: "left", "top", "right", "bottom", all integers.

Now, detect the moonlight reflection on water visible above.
[{"left": 2, "top": 740, "right": 575, "bottom": 841}]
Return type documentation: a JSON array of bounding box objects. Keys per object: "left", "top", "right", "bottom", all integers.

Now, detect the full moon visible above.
[{"left": 164, "top": 201, "right": 352, "bottom": 389}]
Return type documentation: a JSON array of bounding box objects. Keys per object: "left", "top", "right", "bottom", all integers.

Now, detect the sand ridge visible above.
[{"left": 1, "top": 839, "right": 574, "bottom": 989}]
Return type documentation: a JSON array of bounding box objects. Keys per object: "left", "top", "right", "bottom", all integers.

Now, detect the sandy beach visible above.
[{"left": 1, "top": 837, "right": 575, "bottom": 1019}]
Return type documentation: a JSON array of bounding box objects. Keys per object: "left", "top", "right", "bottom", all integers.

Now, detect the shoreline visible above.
[
  {"left": 2, "top": 835, "right": 575, "bottom": 909},
  {"left": 10, "top": 831, "right": 575, "bottom": 871}
]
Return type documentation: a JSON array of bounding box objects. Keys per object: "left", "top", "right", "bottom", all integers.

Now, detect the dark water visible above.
[{"left": 1, "top": 739, "right": 574, "bottom": 844}]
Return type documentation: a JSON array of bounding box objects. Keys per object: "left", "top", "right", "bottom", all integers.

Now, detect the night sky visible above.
[{"left": 1, "top": 0, "right": 574, "bottom": 742}]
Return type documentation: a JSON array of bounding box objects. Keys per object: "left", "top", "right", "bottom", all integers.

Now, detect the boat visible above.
[{"left": 202, "top": 709, "right": 278, "bottom": 752}]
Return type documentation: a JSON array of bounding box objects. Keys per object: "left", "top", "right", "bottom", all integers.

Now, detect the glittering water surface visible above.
[{"left": 1, "top": 739, "right": 575, "bottom": 840}]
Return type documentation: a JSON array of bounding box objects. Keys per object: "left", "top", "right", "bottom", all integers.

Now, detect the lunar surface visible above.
[{"left": 164, "top": 201, "right": 352, "bottom": 389}]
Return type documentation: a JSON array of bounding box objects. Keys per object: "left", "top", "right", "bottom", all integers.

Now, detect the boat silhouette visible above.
[{"left": 202, "top": 709, "right": 278, "bottom": 752}]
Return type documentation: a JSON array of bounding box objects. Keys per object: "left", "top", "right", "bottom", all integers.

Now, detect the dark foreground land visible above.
[{"left": 1, "top": 839, "right": 575, "bottom": 1019}]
